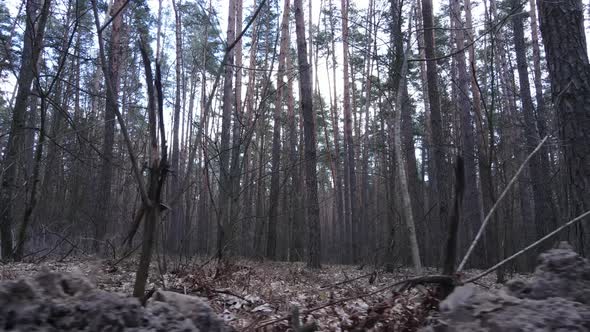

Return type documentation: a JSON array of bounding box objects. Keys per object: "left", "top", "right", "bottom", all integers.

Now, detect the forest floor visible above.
[{"left": 0, "top": 256, "right": 517, "bottom": 331}]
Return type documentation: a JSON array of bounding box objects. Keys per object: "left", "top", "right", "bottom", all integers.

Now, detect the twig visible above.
[
  {"left": 463, "top": 209, "right": 590, "bottom": 284},
  {"left": 209, "top": 288, "right": 252, "bottom": 304},
  {"left": 320, "top": 272, "right": 373, "bottom": 289},
  {"left": 457, "top": 135, "right": 549, "bottom": 272},
  {"left": 58, "top": 245, "right": 75, "bottom": 262},
  {"left": 110, "top": 241, "right": 142, "bottom": 267},
  {"left": 98, "top": 0, "right": 132, "bottom": 33},
  {"left": 20, "top": 247, "right": 49, "bottom": 261}
]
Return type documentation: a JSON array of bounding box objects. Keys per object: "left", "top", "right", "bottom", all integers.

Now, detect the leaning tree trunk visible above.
[{"left": 538, "top": 0, "right": 590, "bottom": 253}]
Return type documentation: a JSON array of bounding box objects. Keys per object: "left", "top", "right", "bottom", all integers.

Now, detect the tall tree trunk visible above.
[
  {"left": 511, "top": 0, "right": 556, "bottom": 251},
  {"left": 169, "top": 0, "right": 183, "bottom": 253},
  {"left": 529, "top": 0, "right": 558, "bottom": 235},
  {"left": 0, "top": 0, "right": 51, "bottom": 260},
  {"left": 421, "top": 0, "right": 448, "bottom": 253},
  {"left": 416, "top": 0, "right": 435, "bottom": 263},
  {"left": 390, "top": 1, "right": 422, "bottom": 273},
  {"left": 294, "top": 0, "right": 321, "bottom": 268},
  {"left": 241, "top": 0, "right": 259, "bottom": 256},
  {"left": 253, "top": 21, "right": 275, "bottom": 258},
  {"left": 341, "top": 0, "right": 359, "bottom": 264},
  {"left": 94, "top": 0, "right": 126, "bottom": 253},
  {"left": 133, "top": 43, "right": 167, "bottom": 298},
  {"left": 267, "top": 0, "right": 290, "bottom": 260},
  {"left": 228, "top": 0, "right": 243, "bottom": 256},
  {"left": 15, "top": 91, "right": 47, "bottom": 261},
  {"left": 450, "top": 0, "right": 483, "bottom": 265},
  {"left": 189, "top": 0, "right": 213, "bottom": 255},
  {"left": 217, "top": 0, "right": 236, "bottom": 259},
  {"left": 286, "top": 44, "right": 303, "bottom": 261},
  {"left": 328, "top": 0, "right": 345, "bottom": 263},
  {"left": 361, "top": 0, "right": 375, "bottom": 261},
  {"left": 464, "top": 0, "right": 489, "bottom": 238},
  {"left": 538, "top": 0, "right": 590, "bottom": 253}
]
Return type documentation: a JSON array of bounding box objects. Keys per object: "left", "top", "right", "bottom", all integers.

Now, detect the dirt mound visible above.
[
  {"left": 426, "top": 242, "right": 590, "bottom": 331},
  {"left": 0, "top": 270, "right": 228, "bottom": 331}
]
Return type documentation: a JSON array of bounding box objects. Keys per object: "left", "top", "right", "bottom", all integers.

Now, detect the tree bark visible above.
[{"left": 538, "top": 0, "right": 590, "bottom": 253}]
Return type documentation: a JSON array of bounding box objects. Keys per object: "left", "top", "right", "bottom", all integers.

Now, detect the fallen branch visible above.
[
  {"left": 253, "top": 274, "right": 454, "bottom": 330},
  {"left": 463, "top": 209, "right": 590, "bottom": 284},
  {"left": 457, "top": 135, "right": 549, "bottom": 272}
]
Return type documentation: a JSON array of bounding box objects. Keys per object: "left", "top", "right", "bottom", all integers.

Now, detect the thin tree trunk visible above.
[
  {"left": 361, "top": 0, "right": 375, "bottom": 261},
  {"left": 169, "top": 0, "right": 183, "bottom": 253},
  {"left": 217, "top": 0, "right": 236, "bottom": 259},
  {"left": 228, "top": 0, "right": 243, "bottom": 256},
  {"left": 327, "top": 0, "right": 345, "bottom": 263},
  {"left": 287, "top": 43, "right": 303, "bottom": 261},
  {"left": 241, "top": 0, "right": 260, "bottom": 256},
  {"left": 341, "top": 0, "right": 359, "bottom": 264},
  {"left": 267, "top": 0, "right": 290, "bottom": 260}
]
